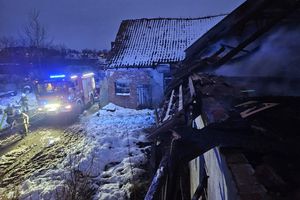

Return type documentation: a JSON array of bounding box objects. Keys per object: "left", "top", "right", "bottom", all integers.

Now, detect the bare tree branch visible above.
[{"left": 23, "top": 9, "right": 52, "bottom": 48}]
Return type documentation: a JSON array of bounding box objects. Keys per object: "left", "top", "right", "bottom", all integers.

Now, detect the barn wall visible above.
[
  {"left": 107, "top": 68, "right": 167, "bottom": 109},
  {"left": 189, "top": 114, "right": 269, "bottom": 199},
  {"left": 189, "top": 115, "right": 239, "bottom": 200},
  {"left": 151, "top": 64, "right": 170, "bottom": 107}
]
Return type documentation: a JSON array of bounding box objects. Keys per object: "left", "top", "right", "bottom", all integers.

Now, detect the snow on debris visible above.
[
  {"left": 19, "top": 103, "right": 155, "bottom": 199},
  {"left": 80, "top": 103, "right": 155, "bottom": 199}
]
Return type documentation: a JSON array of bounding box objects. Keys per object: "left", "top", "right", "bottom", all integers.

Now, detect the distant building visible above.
[
  {"left": 107, "top": 16, "right": 224, "bottom": 108},
  {"left": 0, "top": 47, "right": 102, "bottom": 78}
]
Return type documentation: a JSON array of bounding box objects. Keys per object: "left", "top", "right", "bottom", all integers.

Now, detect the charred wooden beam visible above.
[
  {"left": 191, "top": 174, "right": 208, "bottom": 200},
  {"left": 146, "top": 116, "right": 300, "bottom": 200},
  {"left": 147, "top": 112, "right": 186, "bottom": 139},
  {"left": 156, "top": 117, "right": 300, "bottom": 199},
  {"left": 239, "top": 102, "right": 279, "bottom": 118},
  {"left": 179, "top": 164, "right": 191, "bottom": 200},
  {"left": 163, "top": 89, "right": 175, "bottom": 122},
  {"left": 178, "top": 85, "right": 183, "bottom": 111},
  {"left": 170, "top": 121, "right": 300, "bottom": 165},
  {"left": 145, "top": 156, "right": 168, "bottom": 200},
  {"left": 221, "top": 43, "right": 251, "bottom": 53},
  {"left": 188, "top": 76, "right": 196, "bottom": 97},
  {"left": 163, "top": 1, "right": 300, "bottom": 98},
  {"left": 148, "top": 88, "right": 202, "bottom": 140}
]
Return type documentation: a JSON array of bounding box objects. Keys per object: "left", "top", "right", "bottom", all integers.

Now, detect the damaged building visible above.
[
  {"left": 107, "top": 16, "right": 225, "bottom": 109},
  {"left": 146, "top": 0, "right": 300, "bottom": 200}
]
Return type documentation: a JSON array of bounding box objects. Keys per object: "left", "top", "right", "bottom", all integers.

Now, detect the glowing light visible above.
[
  {"left": 71, "top": 75, "right": 78, "bottom": 79},
  {"left": 50, "top": 74, "right": 66, "bottom": 79},
  {"left": 65, "top": 105, "right": 72, "bottom": 109},
  {"left": 44, "top": 103, "right": 61, "bottom": 111},
  {"left": 82, "top": 72, "right": 94, "bottom": 78}
]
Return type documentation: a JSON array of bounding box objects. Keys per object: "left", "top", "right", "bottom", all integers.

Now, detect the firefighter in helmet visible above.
[
  {"left": 4, "top": 103, "right": 15, "bottom": 125},
  {"left": 19, "top": 93, "right": 29, "bottom": 113},
  {"left": 12, "top": 109, "right": 29, "bottom": 135}
]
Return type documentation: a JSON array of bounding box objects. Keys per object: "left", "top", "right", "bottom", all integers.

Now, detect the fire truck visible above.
[{"left": 36, "top": 72, "right": 98, "bottom": 115}]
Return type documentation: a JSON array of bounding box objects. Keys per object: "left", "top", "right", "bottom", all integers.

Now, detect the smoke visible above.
[
  {"left": 214, "top": 26, "right": 300, "bottom": 96},
  {"left": 215, "top": 26, "right": 300, "bottom": 78}
]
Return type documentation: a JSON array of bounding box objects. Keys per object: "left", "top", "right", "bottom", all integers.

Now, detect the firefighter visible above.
[
  {"left": 12, "top": 109, "right": 29, "bottom": 135},
  {"left": 19, "top": 93, "right": 29, "bottom": 113},
  {"left": 4, "top": 103, "right": 15, "bottom": 125}
]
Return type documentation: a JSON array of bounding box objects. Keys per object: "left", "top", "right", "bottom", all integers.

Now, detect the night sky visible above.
[{"left": 0, "top": 0, "right": 245, "bottom": 50}]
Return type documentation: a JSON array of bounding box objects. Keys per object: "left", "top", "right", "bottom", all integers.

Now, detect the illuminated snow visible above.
[{"left": 19, "top": 103, "right": 155, "bottom": 199}]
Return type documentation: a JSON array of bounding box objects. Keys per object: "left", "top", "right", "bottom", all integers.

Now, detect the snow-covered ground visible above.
[
  {"left": 17, "top": 103, "right": 155, "bottom": 199},
  {"left": 0, "top": 92, "right": 38, "bottom": 130}
]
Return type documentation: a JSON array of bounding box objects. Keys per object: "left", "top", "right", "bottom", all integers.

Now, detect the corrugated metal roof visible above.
[{"left": 108, "top": 16, "right": 225, "bottom": 68}]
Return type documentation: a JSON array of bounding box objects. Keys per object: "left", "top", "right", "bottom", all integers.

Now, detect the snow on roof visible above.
[{"left": 108, "top": 16, "right": 226, "bottom": 68}]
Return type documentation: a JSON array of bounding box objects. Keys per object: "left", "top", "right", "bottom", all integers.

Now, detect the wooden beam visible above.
[
  {"left": 188, "top": 76, "right": 196, "bottom": 97},
  {"left": 178, "top": 85, "right": 183, "bottom": 111},
  {"left": 144, "top": 156, "right": 168, "bottom": 200},
  {"left": 190, "top": 73, "right": 202, "bottom": 81},
  {"left": 163, "top": 89, "right": 175, "bottom": 122},
  {"left": 240, "top": 103, "right": 279, "bottom": 118},
  {"left": 147, "top": 111, "right": 186, "bottom": 139}
]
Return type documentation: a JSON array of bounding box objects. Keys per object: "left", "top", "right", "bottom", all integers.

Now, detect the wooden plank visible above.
[
  {"left": 147, "top": 111, "right": 185, "bottom": 139},
  {"left": 188, "top": 76, "right": 196, "bottom": 97},
  {"left": 240, "top": 103, "right": 279, "bottom": 118},
  {"left": 191, "top": 73, "right": 202, "bottom": 81},
  {"left": 163, "top": 89, "right": 175, "bottom": 122},
  {"left": 144, "top": 157, "right": 168, "bottom": 200},
  {"left": 178, "top": 85, "right": 183, "bottom": 111}
]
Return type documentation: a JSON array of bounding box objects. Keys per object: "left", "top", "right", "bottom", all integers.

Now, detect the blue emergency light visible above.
[{"left": 50, "top": 74, "right": 66, "bottom": 79}]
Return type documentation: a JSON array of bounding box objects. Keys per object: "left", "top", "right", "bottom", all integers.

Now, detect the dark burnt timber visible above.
[
  {"left": 146, "top": 74, "right": 300, "bottom": 200},
  {"left": 164, "top": 0, "right": 300, "bottom": 98},
  {"left": 146, "top": 0, "right": 300, "bottom": 199},
  {"left": 157, "top": 118, "right": 299, "bottom": 200}
]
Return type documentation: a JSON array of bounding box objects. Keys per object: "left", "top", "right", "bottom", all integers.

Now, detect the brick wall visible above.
[{"left": 107, "top": 69, "right": 151, "bottom": 109}]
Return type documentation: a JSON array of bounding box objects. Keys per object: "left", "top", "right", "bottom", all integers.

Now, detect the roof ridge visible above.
[{"left": 122, "top": 14, "right": 228, "bottom": 22}]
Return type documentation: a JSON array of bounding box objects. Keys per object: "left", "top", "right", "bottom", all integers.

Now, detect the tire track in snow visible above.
[{"left": 0, "top": 125, "right": 85, "bottom": 194}]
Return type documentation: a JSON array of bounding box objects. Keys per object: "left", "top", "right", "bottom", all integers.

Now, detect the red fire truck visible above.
[{"left": 36, "top": 72, "right": 98, "bottom": 114}]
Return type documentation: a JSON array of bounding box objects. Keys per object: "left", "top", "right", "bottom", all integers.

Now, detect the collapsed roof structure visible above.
[{"left": 145, "top": 0, "right": 300, "bottom": 199}]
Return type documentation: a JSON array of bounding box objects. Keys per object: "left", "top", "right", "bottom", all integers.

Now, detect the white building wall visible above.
[
  {"left": 150, "top": 70, "right": 164, "bottom": 106},
  {"left": 189, "top": 115, "right": 205, "bottom": 197},
  {"left": 150, "top": 64, "right": 170, "bottom": 107},
  {"left": 189, "top": 115, "right": 238, "bottom": 199},
  {"left": 204, "top": 148, "right": 238, "bottom": 200}
]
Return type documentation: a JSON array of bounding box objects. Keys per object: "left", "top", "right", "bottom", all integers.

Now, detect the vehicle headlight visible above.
[
  {"left": 65, "top": 105, "right": 72, "bottom": 109},
  {"left": 45, "top": 103, "right": 61, "bottom": 111}
]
